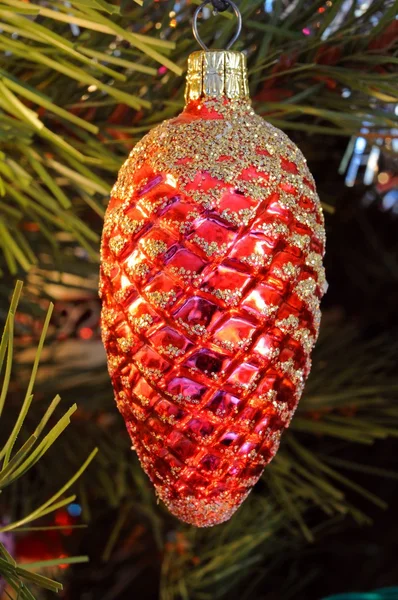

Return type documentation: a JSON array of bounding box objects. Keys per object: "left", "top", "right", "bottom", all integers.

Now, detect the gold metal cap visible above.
[{"left": 185, "top": 50, "right": 249, "bottom": 103}]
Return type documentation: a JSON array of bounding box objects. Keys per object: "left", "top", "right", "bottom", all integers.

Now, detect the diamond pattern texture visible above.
[{"left": 100, "top": 96, "right": 326, "bottom": 527}]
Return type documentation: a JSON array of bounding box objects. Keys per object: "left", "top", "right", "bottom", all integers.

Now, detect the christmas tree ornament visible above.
[{"left": 100, "top": 0, "right": 326, "bottom": 527}]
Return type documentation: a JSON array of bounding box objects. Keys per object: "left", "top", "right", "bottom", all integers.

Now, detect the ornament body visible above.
[{"left": 100, "top": 51, "right": 326, "bottom": 527}]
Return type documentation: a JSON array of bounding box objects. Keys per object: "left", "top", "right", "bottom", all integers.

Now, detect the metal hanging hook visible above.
[{"left": 193, "top": 0, "right": 242, "bottom": 52}]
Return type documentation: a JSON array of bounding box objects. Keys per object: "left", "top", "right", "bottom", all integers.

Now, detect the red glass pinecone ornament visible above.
[{"left": 100, "top": 50, "right": 326, "bottom": 527}]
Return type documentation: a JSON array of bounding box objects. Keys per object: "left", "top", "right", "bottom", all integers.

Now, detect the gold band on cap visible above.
[{"left": 185, "top": 50, "right": 249, "bottom": 103}]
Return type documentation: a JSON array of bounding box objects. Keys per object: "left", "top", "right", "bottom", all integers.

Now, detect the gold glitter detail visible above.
[
  {"left": 313, "top": 222, "right": 326, "bottom": 244},
  {"left": 114, "top": 288, "right": 132, "bottom": 303},
  {"left": 130, "top": 261, "right": 150, "bottom": 279},
  {"left": 108, "top": 354, "right": 123, "bottom": 376},
  {"left": 102, "top": 206, "right": 122, "bottom": 237},
  {"left": 136, "top": 362, "right": 163, "bottom": 382},
  {"left": 278, "top": 192, "right": 298, "bottom": 212},
  {"left": 293, "top": 328, "right": 314, "bottom": 353},
  {"left": 177, "top": 319, "right": 209, "bottom": 339},
  {"left": 102, "top": 307, "right": 118, "bottom": 327},
  {"left": 261, "top": 346, "right": 280, "bottom": 361},
  {"left": 272, "top": 397, "right": 291, "bottom": 423},
  {"left": 295, "top": 278, "right": 317, "bottom": 298},
  {"left": 162, "top": 209, "right": 201, "bottom": 234},
  {"left": 143, "top": 239, "right": 168, "bottom": 258},
  {"left": 259, "top": 221, "right": 289, "bottom": 238},
  {"left": 280, "top": 358, "right": 304, "bottom": 386},
  {"left": 130, "top": 313, "right": 153, "bottom": 332},
  {"left": 313, "top": 307, "right": 322, "bottom": 335},
  {"left": 241, "top": 252, "right": 272, "bottom": 269},
  {"left": 219, "top": 340, "right": 235, "bottom": 352},
  {"left": 169, "top": 266, "right": 201, "bottom": 286},
  {"left": 318, "top": 267, "right": 327, "bottom": 292},
  {"left": 305, "top": 252, "right": 327, "bottom": 290},
  {"left": 102, "top": 261, "right": 114, "bottom": 277},
  {"left": 273, "top": 262, "right": 300, "bottom": 281},
  {"left": 109, "top": 235, "right": 127, "bottom": 256},
  {"left": 294, "top": 278, "right": 320, "bottom": 314},
  {"left": 119, "top": 215, "right": 145, "bottom": 236},
  {"left": 276, "top": 314, "right": 300, "bottom": 333},
  {"left": 291, "top": 233, "right": 311, "bottom": 250},
  {"left": 193, "top": 235, "right": 228, "bottom": 258},
  {"left": 147, "top": 289, "right": 178, "bottom": 309},
  {"left": 219, "top": 338, "right": 251, "bottom": 353},
  {"left": 168, "top": 391, "right": 199, "bottom": 405},
  {"left": 113, "top": 99, "right": 318, "bottom": 212},
  {"left": 158, "top": 344, "right": 185, "bottom": 358},
  {"left": 306, "top": 251, "right": 323, "bottom": 269},
  {"left": 255, "top": 389, "right": 277, "bottom": 405},
  {"left": 212, "top": 288, "right": 242, "bottom": 307},
  {"left": 221, "top": 207, "right": 256, "bottom": 227},
  {"left": 261, "top": 304, "right": 279, "bottom": 318},
  {"left": 283, "top": 262, "right": 299, "bottom": 278},
  {"left": 135, "top": 391, "right": 150, "bottom": 406},
  {"left": 101, "top": 327, "right": 110, "bottom": 343},
  {"left": 117, "top": 337, "right": 133, "bottom": 353},
  {"left": 120, "top": 375, "right": 131, "bottom": 389},
  {"left": 98, "top": 278, "right": 105, "bottom": 300},
  {"left": 140, "top": 195, "right": 169, "bottom": 214}
]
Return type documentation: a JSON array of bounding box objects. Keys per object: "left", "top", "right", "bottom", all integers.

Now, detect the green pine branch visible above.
[
  {"left": 0, "top": 281, "right": 97, "bottom": 599},
  {"left": 0, "top": 0, "right": 397, "bottom": 274}
]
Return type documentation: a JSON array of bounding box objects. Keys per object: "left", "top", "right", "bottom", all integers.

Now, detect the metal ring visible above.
[{"left": 193, "top": 0, "right": 242, "bottom": 51}]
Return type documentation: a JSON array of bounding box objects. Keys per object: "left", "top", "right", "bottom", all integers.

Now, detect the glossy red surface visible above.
[{"left": 100, "top": 96, "right": 326, "bottom": 527}]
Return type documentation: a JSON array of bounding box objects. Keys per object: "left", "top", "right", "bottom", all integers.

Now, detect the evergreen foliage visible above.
[{"left": 0, "top": 1, "right": 397, "bottom": 598}]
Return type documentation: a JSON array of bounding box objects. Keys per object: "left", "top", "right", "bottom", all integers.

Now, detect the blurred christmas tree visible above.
[{"left": 0, "top": 0, "right": 397, "bottom": 599}]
